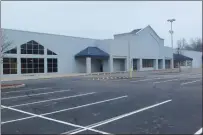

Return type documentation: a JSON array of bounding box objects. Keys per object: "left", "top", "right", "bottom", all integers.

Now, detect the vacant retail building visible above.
[{"left": 1, "top": 25, "right": 202, "bottom": 78}]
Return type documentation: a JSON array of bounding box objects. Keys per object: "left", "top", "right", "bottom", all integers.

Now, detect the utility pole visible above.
[{"left": 167, "top": 18, "right": 176, "bottom": 69}]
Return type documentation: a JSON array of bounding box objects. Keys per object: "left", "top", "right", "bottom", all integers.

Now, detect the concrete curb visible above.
[
  {"left": 1, "top": 74, "right": 86, "bottom": 82},
  {"left": 88, "top": 76, "right": 140, "bottom": 80},
  {"left": 85, "top": 69, "right": 180, "bottom": 76},
  {"left": 2, "top": 68, "right": 200, "bottom": 82},
  {"left": 1, "top": 84, "right": 26, "bottom": 90}
]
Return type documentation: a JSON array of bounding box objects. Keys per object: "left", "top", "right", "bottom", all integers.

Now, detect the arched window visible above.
[
  {"left": 47, "top": 49, "right": 57, "bottom": 55},
  {"left": 21, "top": 40, "right": 44, "bottom": 55},
  {"left": 4, "top": 47, "right": 17, "bottom": 54}
]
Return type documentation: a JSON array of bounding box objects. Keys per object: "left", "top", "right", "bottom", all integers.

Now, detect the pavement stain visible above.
[
  {"left": 31, "top": 107, "right": 44, "bottom": 114},
  {"left": 93, "top": 113, "right": 100, "bottom": 116},
  {"left": 73, "top": 117, "right": 78, "bottom": 124}
]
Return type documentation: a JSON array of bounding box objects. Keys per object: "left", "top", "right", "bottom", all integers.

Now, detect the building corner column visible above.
[
  {"left": 86, "top": 57, "right": 91, "bottom": 74},
  {"left": 185, "top": 60, "right": 188, "bottom": 67},
  {"left": 108, "top": 56, "right": 113, "bottom": 72},
  {"left": 17, "top": 45, "right": 21, "bottom": 75},
  {"left": 139, "top": 58, "right": 143, "bottom": 71},
  {"left": 0, "top": 60, "right": 3, "bottom": 76},
  {"left": 154, "top": 59, "right": 158, "bottom": 70},
  {"left": 44, "top": 58, "right": 47, "bottom": 74},
  {"left": 163, "top": 58, "right": 165, "bottom": 69},
  {"left": 17, "top": 57, "right": 21, "bottom": 75},
  {"left": 171, "top": 58, "right": 174, "bottom": 69},
  {"left": 126, "top": 58, "right": 129, "bottom": 72}
]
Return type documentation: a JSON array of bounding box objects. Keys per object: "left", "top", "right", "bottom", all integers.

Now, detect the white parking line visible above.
[
  {"left": 1, "top": 87, "right": 52, "bottom": 94},
  {"left": 181, "top": 73, "right": 202, "bottom": 78},
  {"left": 1, "top": 105, "right": 109, "bottom": 134},
  {"left": 1, "top": 89, "right": 71, "bottom": 100},
  {"left": 167, "top": 73, "right": 201, "bottom": 77},
  {"left": 8, "top": 92, "right": 96, "bottom": 108},
  {"left": 43, "top": 95, "right": 128, "bottom": 115},
  {"left": 194, "top": 128, "right": 202, "bottom": 134},
  {"left": 187, "top": 75, "right": 202, "bottom": 79},
  {"left": 186, "top": 73, "right": 202, "bottom": 76},
  {"left": 130, "top": 78, "right": 161, "bottom": 83},
  {"left": 1, "top": 116, "right": 36, "bottom": 124},
  {"left": 168, "top": 73, "right": 202, "bottom": 79},
  {"left": 153, "top": 78, "right": 179, "bottom": 84},
  {"left": 64, "top": 99, "right": 172, "bottom": 134},
  {"left": 1, "top": 95, "right": 128, "bottom": 124},
  {"left": 181, "top": 79, "right": 202, "bottom": 86}
]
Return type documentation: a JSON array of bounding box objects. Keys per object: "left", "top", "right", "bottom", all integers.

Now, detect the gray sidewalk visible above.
[{"left": 1, "top": 68, "right": 201, "bottom": 82}]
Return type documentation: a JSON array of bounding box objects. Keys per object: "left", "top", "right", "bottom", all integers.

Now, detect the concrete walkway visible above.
[
  {"left": 1, "top": 73, "right": 86, "bottom": 82},
  {"left": 1, "top": 68, "right": 201, "bottom": 82}
]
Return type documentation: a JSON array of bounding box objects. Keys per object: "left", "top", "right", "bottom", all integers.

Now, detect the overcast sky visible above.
[{"left": 1, "top": 1, "right": 202, "bottom": 47}]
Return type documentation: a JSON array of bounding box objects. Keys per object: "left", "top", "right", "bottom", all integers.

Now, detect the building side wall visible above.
[
  {"left": 176, "top": 50, "right": 202, "bottom": 68},
  {"left": 75, "top": 58, "right": 86, "bottom": 73},
  {"left": 2, "top": 29, "right": 100, "bottom": 75},
  {"left": 3, "top": 27, "right": 201, "bottom": 78},
  {"left": 129, "top": 27, "right": 161, "bottom": 59},
  {"left": 163, "top": 46, "right": 173, "bottom": 59}
]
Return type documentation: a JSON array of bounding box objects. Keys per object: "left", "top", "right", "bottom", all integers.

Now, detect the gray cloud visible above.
[{"left": 1, "top": 1, "right": 202, "bottom": 47}]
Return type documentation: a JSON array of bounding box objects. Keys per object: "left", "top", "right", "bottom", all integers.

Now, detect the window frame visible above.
[
  {"left": 142, "top": 59, "right": 154, "bottom": 68},
  {"left": 3, "top": 58, "right": 17, "bottom": 74},
  {"left": 20, "top": 40, "right": 44, "bottom": 55},
  {"left": 47, "top": 49, "right": 57, "bottom": 55},
  {"left": 4, "top": 47, "right": 17, "bottom": 54},
  {"left": 47, "top": 58, "right": 58, "bottom": 73},
  {"left": 21, "top": 58, "right": 44, "bottom": 74}
]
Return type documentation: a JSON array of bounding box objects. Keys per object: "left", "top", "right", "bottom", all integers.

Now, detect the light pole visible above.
[
  {"left": 128, "top": 40, "right": 132, "bottom": 78},
  {"left": 128, "top": 41, "right": 131, "bottom": 77},
  {"left": 167, "top": 18, "right": 176, "bottom": 69}
]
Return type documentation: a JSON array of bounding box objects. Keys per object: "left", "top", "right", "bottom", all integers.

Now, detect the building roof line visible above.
[
  {"left": 2, "top": 28, "right": 104, "bottom": 41},
  {"left": 146, "top": 25, "right": 164, "bottom": 40},
  {"left": 114, "top": 28, "right": 142, "bottom": 36},
  {"left": 113, "top": 25, "right": 164, "bottom": 40}
]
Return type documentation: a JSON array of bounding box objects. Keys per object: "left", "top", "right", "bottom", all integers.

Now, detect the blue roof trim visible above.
[
  {"left": 173, "top": 53, "right": 193, "bottom": 61},
  {"left": 75, "top": 47, "right": 109, "bottom": 58}
]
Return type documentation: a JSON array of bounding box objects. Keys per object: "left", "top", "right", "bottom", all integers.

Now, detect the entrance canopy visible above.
[
  {"left": 75, "top": 47, "right": 109, "bottom": 59},
  {"left": 173, "top": 53, "right": 193, "bottom": 61}
]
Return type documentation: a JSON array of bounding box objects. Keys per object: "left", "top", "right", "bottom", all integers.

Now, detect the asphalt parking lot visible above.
[{"left": 1, "top": 71, "right": 202, "bottom": 134}]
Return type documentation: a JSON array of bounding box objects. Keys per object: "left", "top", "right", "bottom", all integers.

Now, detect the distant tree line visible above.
[
  {"left": 175, "top": 37, "right": 202, "bottom": 72},
  {"left": 176, "top": 37, "right": 202, "bottom": 52}
]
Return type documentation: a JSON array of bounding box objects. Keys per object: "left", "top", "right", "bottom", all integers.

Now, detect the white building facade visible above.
[{"left": 1, "top": 25, "right": 202, "bottom": 78}]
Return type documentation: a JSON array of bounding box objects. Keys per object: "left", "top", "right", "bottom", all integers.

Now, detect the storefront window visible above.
[
  {"left": 21, "top": 58, "right": 44, "bottom": 74},
  {"left": 47, "top": 58, "right": 58, "bottom": 73},
  {"left": 3, "top": 58, "right": 17, "bottom": 74},
  {"left": 142, "top": 59, "right": 153, "bottom": 68}
]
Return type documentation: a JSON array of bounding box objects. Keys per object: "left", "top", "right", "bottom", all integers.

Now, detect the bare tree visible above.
[
  {"left": 175, "top": 38, "right": 202, "bottom": 72},
  {"left": 0, "top": 33, "right": 13, "bottom": 78},
  {"left": 0, "top": 34, "right": 13, "bottom": 63},
  {"left": 177, "top": 37, "right": 202, "bottom": 52},
  {"left": 176, "top": 39, "right": 186, "bottom": 72},
  {"left": 189, "top": 38, "right": 202, "bottom": 52},
  {"left": 177, "top": 38, "right": 188, "bottom": 49}
]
